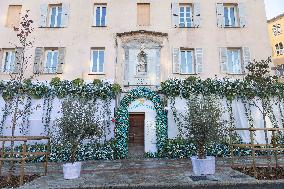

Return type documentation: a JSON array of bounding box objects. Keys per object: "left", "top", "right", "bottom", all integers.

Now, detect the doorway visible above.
[{"left": 128, "top": 113, "right": 145, "bottom": 158}]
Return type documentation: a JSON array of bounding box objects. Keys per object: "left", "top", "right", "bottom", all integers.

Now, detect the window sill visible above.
[
  {"left": 41, "top": 72, "right": 60, "bottom": 75},
  {"left": 223, "top": 26, "right": 242, "bottom": 28},
  {"left": 178, "top": 73, "right": 198, "bottom": 75},
  {"left": 88, "top": 73, "right": 106, "bottom": 75},
  {"left": 39, "top": 26, "right": 65, "bottom": 29},
  {"left": 92, "top": 25, "right": 107, "bottom": 28},
  {"left": 227, "top": 73, "right": 245, "bottom": 76}
]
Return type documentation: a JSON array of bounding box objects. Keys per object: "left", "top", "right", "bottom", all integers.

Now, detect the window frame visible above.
[
  {"left": 43, "top": 49, "right": 59, "bottom": 74},
  {"left": 1, "top": 49, "right": 16, "bottom": 73},
  {"left": 224, "top": 4, "right": 239, "bottom": 27},
  {"left": 227, "top": 48, "right": 243, "bottom": 74},
  {"left": 179, "top": 4, "right": 193, "bottom": 28},
  {"left": 137, "top": 3, "right": 150, "bottom": 26},
  {"left": 93, "top": 4, "right": 107, "bottom": 27},
  {"left": 90, "top": 48, "right": 105, "bottom": 74},
  {"left": 276, "top": 42, "right": 284, "bottom": 56},
  {"left": 180, "top": 49, "right": 195, "bottom": 75},
  {"left": 272, "top": 24, "right": 282, "bottom": 36},
  {"left": 48, "top": 4, "right": 62, "bottom": 28}
]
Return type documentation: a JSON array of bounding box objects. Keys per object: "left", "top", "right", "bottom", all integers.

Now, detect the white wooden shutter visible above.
[
  {"left": 171, "top": 3, "right": 179, "bottom": 28},
  {"left": 57, "top": 48, "right": 66, "bottom": 74},
  {"left": 216, "top": 3, "right": 224, "bottom": 28},
  {"left": 238, "top": 3, "right": 246, "bottom": 28},
  {"left": 172, "top": 48, "right": 180, "bottom": 74},
  {"left": 0, "top": 49, "right": 3, "bottom": 72},
  {"left": 242, "top": 47, "right": 251, "bottom": 73},
  {"left": 219, "top": 48, "right": 228, "bottom": 73},
  {"left": 39, "top": 4, "right": 48, "bottom": 28},
  {"left": 123, "top": 49, "right": 129, "bottom": 86},
  {"left": 195, "top": 48, "right": 203, "bottom": 74},
  {"left": 61, "top": 3, "right": 70, "bottom": 27},
  {"left": 14, "top": 47, "right": 24, "bottom": 74},
  {"left": 193, "top": 3, "right": 201, "bottom": 28},
  {"left": 33, "top": 47, "right": 44, "bottom": 74}
]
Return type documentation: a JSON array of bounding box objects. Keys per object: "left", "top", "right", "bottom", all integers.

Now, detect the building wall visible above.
[
  {"left": 268, "top": 14, "right": 284, "bottom": 66},
  {"left": 0, "top": 0, "right": 271, "bottom": 86}
]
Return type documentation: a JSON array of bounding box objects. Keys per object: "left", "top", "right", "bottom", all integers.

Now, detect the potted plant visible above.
[
  {"left": 183, "top": 95, "right": 226, "bottom": 175},
  {"left": 53, "top": 97, "right": 102, "bottom": 179}
]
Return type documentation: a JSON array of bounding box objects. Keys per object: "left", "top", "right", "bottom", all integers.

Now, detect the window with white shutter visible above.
[
  {"left": 227, "top": 48, "right": 242, "bottom": 74},
  {"left": 180, "top": 49, "right": 194, "bottom": 74},
  {"left": 91, "top": 48, "right": 105, "bottom": 74},
  {"left": 179, "top": 4, "right": 193, "bottom": 28},
  {"left": 44, "top": 49, "right": 59, "bottom": 74},
  {"left": 224, "top": 4, "right": 238, "bottom": 27},
  {"left": 48, "top": 5, "right": 63, "bottom": 27},
  {"left": 1, "top": 49, "right": 16, "bottom": 73},
  {"left": 94, "top": 5, "right": 107, "bottom": 27}
]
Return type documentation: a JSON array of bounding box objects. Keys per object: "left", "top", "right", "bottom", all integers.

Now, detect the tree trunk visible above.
[
  {"left": 198, "top": 143, "right": 205, "bottom": 159},
  {"left": 7, "top": 96, "right": 20, "bottom": 181},
  {"left": 70, "top": 144, "right": 78, "bottom": 164}
]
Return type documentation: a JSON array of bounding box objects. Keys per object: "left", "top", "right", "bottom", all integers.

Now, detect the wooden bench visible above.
[{"left": 0, "top": 136, "right": 51, "bottom": 185}]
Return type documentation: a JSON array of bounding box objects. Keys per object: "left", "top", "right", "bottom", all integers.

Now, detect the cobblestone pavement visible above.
[{"left": 2, "top": 158, "right": 284, "bottom": 189}]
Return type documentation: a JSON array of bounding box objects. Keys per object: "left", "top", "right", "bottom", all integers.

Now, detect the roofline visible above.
[{"left": 268, "top": 13, "right": 284, "bottom": 23}]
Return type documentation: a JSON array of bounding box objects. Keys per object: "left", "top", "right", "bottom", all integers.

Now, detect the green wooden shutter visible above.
[
  {"left": 171, "top": 3, "right": 179, "bottom": 28},
  {"left": 238, "top": 3, "right": 246, "bottom": 28},
  {"left": 219, "top": 48, "right": 228, "bottom": 73},
  {"left": 39, "top": 4, "right": 48, "bottom": 27},
  {"left": 13, "top": 47, "right": 24, "bottom": 74},
  {"left": 195, "top": 48, "right": 203, "bottom": 74},
  {"left": 57, "top": 48, "right": 66, "bottom": 74},
  {"left": 216, "top": 3, "right": 224, "bottom": 28},
  {"left": 61, "top": 3, "right": 70, "bottom": 27},
  {"left": 242, "top": 47, "right": 251, "bottom": 73},
  {"left": 173, "top": 48, "right": 180, "bottom": 74},
  {"left": 193, "top": 3, "right": 201, "bottom": 28},
  {"left": 33, "top": 47, "right": 44, "bottom": 74}
]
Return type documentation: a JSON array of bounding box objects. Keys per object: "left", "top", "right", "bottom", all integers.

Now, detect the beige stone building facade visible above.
[{"left": 0, "top": 0, "right": 271, "bottom": 87}]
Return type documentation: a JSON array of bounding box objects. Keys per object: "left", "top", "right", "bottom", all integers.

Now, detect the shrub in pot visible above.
[
  {"left": 183, "top": 95, "right": 226, "bottom": 175},
  {"left": 53, "top": 97, "right": 102, "bottom": 179}
]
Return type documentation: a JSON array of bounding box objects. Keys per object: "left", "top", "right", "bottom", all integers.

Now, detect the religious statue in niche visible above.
[{"left": 137, "top": 44, "right": 148, "bottom": 75}]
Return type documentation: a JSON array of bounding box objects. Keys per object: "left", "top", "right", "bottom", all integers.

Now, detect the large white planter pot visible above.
[
  {"left": 191, "top": 156, "right": 215, "bottom": 175},
  {"left": 63, "top": 162, "right": 82, "bottom": 179}
]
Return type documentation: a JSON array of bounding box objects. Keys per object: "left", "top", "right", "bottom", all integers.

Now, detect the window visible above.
[
  {"left": 1, "top": 49, "right": 15, "bottom": 73},
  {"left": 6, "top": 5, "right": 22, "bottom": 28},
  {"left": 94, "top": 5, "right": 107, "bottom": 26},
  {"left": 272, "top": 24, "right": 282, "bottom": 36},
  {"left": 224, "top": 4, "right": 238, "bottom": 27},
  {"left": 179, "top": 4, "right": 192, "bottom": 28},
  {"left": 276, "top": 42, "right": 284, "bottom": 56},
  {"left": 49, "top": 5, "right": 62, "bottom": 27},
  {"left": 227, "top": 48, "right": 242, "bottom": 74},
  {"left": 44, "top": 49, "right": 59, "bottom": 73},
  {"left": 91, "top": 49, "right": 104, "bottom": 73},
  {"left": 137, "top": 3, "right": 150, "bottom": 26},
  {"left": 180, "top": 50, "right": 194, "bottom": 74}
]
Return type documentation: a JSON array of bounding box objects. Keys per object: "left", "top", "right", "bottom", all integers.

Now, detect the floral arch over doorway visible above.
[{"left": 114, "top": 87, "right": 167, "bottom": 158}]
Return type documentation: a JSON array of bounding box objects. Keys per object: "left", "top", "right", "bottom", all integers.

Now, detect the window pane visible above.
[
  {"left": 224, "top": 7, "right": 229, "bottom": 26},
  {"left": 101, "top": 7, "right": 106, "bottom": 26},
  {"left": 46, "top": 52, "right": 52, "bottom": 68},
  {"left": 92, "top": 51, "right": 98, "bottom": 72},
  {"left": 180, "top": 51, "right": 186, "bottom": 73},
  {"left": 96, "top": 7, "right": 101, "bottom": 26},
  {"left": 179, "top": 7, "right": 185, "bottom": 27},
  {"left": 230, "top": 7, "right": 235, "bottom": 26},
  {"left": 186, "top": 51, "right": 193, "bottom": 73},
  {"left": 52, "top": 51, "right": 59, "bottom": 68},
  {"left": 99, "top": 50, "right": 104, "bottom": 72},
  {"left": 4, "top": 52, "right": 10, "bottom": 71},
  {"left": 50, "top": 7, "right": 57, "bottom": 27},
  {"left": 57, "top": 7, "right": 62, "bottom": 27}
]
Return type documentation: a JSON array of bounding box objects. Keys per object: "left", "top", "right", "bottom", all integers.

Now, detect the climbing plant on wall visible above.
[{"left": 114, "top": 87, "right": 167, "bottom": 158}]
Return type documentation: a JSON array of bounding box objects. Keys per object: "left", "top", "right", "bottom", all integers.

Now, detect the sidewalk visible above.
[{"left": 9, "top": 158, "right": 284, "bottom": 189}]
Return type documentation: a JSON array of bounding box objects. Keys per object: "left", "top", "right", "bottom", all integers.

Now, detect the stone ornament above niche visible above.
[{"left": 118, "top": 30, "right": 167, "bottom": 49}]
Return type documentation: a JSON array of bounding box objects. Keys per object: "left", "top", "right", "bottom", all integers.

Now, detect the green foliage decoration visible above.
[{"left": 114, "top": 87, "right": 167, "bottom": 158}]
